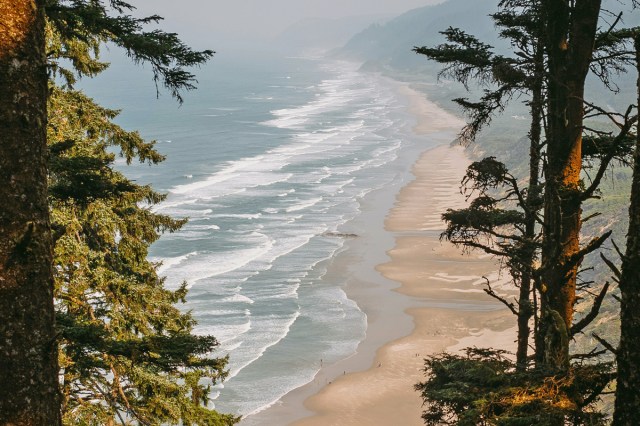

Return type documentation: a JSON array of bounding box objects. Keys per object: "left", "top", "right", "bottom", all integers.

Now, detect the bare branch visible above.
[
  {"left": 612, "top": 239, "right": 625, "bottom": 259},
  {"left": 483, "top": 277, "right": 518, "bottom": 315},
  {"left": 570, "top": 348, "right": 608, "bottom": 360},
  {"left": 592, "top": 333, "right": 618, "bottom": 355},
  {"left": 600, "top": 253, "right": 622, "bottom": 280},
  {"left": 565, "top": 231, "right": 613, "bottom": 271},
  {"left": 581, "top": 112, "right": 637, "bottom": 201},
  {"left": 582, "top": 212, "right": 602, "bottom": 223},
  {"left": 571, "top": 282, "right": 610, "bottom": 337}
]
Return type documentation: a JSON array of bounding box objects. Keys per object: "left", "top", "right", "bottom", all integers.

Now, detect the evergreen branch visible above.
[
  {"left": 580, "top": 370, "right": 617, "bottom": 408},
  {"left": 45, "top": 1, "right": 214, "bottom": 103},
  {"left": 450, "top": 240, "right": 509, "bottom": 257}
]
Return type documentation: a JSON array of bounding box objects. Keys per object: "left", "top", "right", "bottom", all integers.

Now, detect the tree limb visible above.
[
  {"left": 592, "top": 333, "right": 618, "bottom": 355},
  {"left": 483, "top": 277, "right": 518, "bottom": 315},
  {"left": 565, "top": 231, "right": 612, "bottom": 271},
  {"left": 600, "top": 253, "right": 622, "bottom": 281},
  {"left": 570, "top": 282, "right": 610, "bottom": 336}
]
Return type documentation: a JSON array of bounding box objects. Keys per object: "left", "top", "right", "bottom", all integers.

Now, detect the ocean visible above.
[{"left": 82, "top": 49, "right": 436, "bottom": 419}]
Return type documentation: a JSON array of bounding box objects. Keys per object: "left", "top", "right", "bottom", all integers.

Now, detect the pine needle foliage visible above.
[
  {"left": 42, "top": 1, "right": 237, "bottom": 424},
  {"left": 45, "top": 0, "right": 214, "bottom": 102},
  {"left": 416, "top": 348, "right": 613, "bottom": 426},
  {"left": 48, "top": 83, "right": 238, "bottom": 426}
]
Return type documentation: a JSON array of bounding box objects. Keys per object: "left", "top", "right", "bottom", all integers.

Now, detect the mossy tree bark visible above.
[
  {"left": 612, "top": 32, "right": 640, "bottom": 426},
  {"left": 538, "top": 0, "right": 601, "bottom": 372},
  {"left": 0, "top": 0, "right": 61, "bottom": 424}
]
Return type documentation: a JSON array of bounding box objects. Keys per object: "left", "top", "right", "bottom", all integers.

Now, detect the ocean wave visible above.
[
  {"left": 160, "top": 232, "right": 274, "bottom": 289},
  {"left": 223, "top": 311, "right": 301, "bottom": 381},
  {"left": 285, "top": 197, "right": 323, "bottom": 213}
]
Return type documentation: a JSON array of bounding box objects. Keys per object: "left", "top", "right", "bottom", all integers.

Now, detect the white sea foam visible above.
[
  {"left": 221, "top": 294, "right": 256, "bottom": 304},
  {"left": 188, "top": 224, "right": 220, "bottom": 230},
  {"left": 160, "top": 232, "right": 274, "bottom": 289},
  {"left": 223, "top": 311, "right": 301, "bottom": 380},
  {"left": 210, "top": 213, "right": 263, "bottom": 220},
  {"left": 153, "top": 252, "right": 194, "bottom": 275},
  {"left": 285, "top": 197, "right": 323, "bottom": 213}
]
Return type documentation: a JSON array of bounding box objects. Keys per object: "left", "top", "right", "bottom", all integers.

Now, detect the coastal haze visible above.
[{"left": 132, "top": 0, "right": 444, "bottom": 42}]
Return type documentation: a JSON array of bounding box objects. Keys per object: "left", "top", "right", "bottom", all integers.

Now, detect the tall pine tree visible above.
[
  {"left": 613, "top": 28, "right": 640, "bottom": 426},
  {"left": 3, "top": 0, "right": 239, "bottom": 423},
  {"left": 0, "top": 1, "right": 62, "bottom": 423}
]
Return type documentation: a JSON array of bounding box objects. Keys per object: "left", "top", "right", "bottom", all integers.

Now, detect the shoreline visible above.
[{"left": 244, "top": 83, "right": 516, "bottom": 425}]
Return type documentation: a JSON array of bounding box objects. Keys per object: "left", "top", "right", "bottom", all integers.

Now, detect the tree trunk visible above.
[
  {"left": 0, "top": 1, "right": 61, "bottom": 424},
  {"left": 516, "top": 44, "right": 543, "bottom": 371},
  {"left": 537, "top": 0, "right": 601, "bottom": 372},
  {"left": 612, "top": 33, "right": 640, "bottom": 426}
]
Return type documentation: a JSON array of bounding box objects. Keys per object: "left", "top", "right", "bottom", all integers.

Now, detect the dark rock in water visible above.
[{"left": 322, "top": 232, "right": 359, "bottom": 238}]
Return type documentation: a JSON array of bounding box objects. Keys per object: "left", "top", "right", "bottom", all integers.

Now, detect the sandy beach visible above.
[{"left": 245, "top": 85, "right": 516, "bottom": 425}]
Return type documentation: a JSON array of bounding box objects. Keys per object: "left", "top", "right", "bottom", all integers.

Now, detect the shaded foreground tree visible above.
[
  {"left": 415, "top": 0, "right": 640, "bottom": 424},
  {"left": 613, "top": 29, "right": 640, "bottom": 426},
  {"left": 417, "top": 0, "right": 637, "bottom": 370},
  {"left": 0, "top": 1, "right": 62, "bottom": 424},
  {"left": 44, "top": 1, "right": 238, "bottom": 424},
  {"left": 537, "top": 0, "right": 605, "bottom": 371}
]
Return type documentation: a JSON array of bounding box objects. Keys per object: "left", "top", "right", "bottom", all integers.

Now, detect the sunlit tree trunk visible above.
[
  {"left": 612, "top": 32, "right": 640, "bottom": 426},
  {"left": 0, "top": 0, "right": 61, "bottom": 423},
  {"left": 538, "top": 0, "right": 601, "bottom": 372}
]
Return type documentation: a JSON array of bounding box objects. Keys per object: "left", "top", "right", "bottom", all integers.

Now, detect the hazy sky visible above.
[{"left": 135, "top": 0, "right": 443, "bottom": 41}]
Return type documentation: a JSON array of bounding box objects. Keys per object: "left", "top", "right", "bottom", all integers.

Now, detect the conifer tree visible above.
[
  {"left": 48, "top": 85, "right": 238, "bottom": 425},
  {"left": 613, "top": 28, "right": 640, "bottom": 426},
  {"left": 415, "top": 1, "right": 640, "bottom": 423},
  {"left": 0, "top": 1, "right": 62, "bottom": 423},
  {"left": 3, "top": 0, "right": 238, "bottom": 423},
  {"left": 416, "top": 0, "right": 638, "bottom": 374},
  {"left": 415, "top": 0, "right": 545, "bottom": 371},
  {"left": 44, "top": 1, "right": 238, "bottom": 423}
]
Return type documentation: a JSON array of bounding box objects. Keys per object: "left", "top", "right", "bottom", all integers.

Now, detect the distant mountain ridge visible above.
[
  {"left": 272, "top": 14, "right": 391, "bottom": 55},
  {"left": 333, "top": 0, "right": 498, "bottom": 71}
]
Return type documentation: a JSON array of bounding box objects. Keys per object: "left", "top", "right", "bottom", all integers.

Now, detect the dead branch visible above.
[
  {"left": 571, "top": 282, "right": 611, "bottom": 337},
  {"left": 483, "top": 276, "right": 518, "bottom": 315},
  {"left": 592, "top": 333, "right": 618, "bottom": 355}
]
